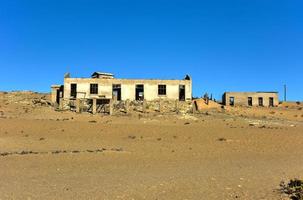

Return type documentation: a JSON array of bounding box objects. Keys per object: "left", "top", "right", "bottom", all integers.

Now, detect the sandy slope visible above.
[{"left": 0, "top": 92, "right": 303, "bottom": 200}]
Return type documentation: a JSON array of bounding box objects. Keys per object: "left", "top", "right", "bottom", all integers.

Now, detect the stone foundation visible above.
[{"left": 58, "top": 99, "right": 193, "bottom": 114}]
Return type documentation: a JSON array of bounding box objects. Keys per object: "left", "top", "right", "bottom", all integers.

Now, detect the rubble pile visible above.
[{"left": 0, "top": 91, "right": 52, "bottom": 107}]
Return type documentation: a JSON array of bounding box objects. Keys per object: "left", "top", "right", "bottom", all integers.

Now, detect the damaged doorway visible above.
[
  {"left": 112, "top": 84, "right": 121, "bottom": 101},
  {"left": 70, "top": 84, "right": 77, "bottom": 99},
  {"left": 269, "top": 97, "right": 274, "bottom": 107},
  {"left": 179, "top": 85, "right": 185, "bottom": 101},
  {"left": 135, "top": 84, "right": 144, "bottom": 101}
]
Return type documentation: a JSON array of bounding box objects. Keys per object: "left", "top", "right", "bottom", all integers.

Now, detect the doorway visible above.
[
  {"left": 179, "top": 85, "right": 185, "bottom": 101},
  {"left": 56, "top": 89, "right": 61, "bottom": 104},
  {"left": 248, "top": 97, "right": 252, "bottom": 106},
  {"left": 229, "top": 97, "right": 235, "bottom": 106},
  {"left": 112, "top": 84, "right": 121, "bottom": 101},
  {"left": 135, "top": 85, "right": 144, "bottom": 101},
  {"left": 269, "top": 97, "right": 274, "bottom": 107},
  {"left": 70, "top": 84, "right": 77, "bottom": 98}
]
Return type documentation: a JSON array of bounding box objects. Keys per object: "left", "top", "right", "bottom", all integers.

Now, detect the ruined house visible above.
[
  {"left": 51, "top": 72, "right": 192, "bottom": 107},
  {"left": 222, "top": 92, "right": 279, "bottom": 107}
]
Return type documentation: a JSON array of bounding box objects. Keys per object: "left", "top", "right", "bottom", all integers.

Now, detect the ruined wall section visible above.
[{"left": 63, "top": 78, "right": 192, "bottom": 101}]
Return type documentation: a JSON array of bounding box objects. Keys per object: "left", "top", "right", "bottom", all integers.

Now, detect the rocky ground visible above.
[{"left": 0, "top": 92, "right": 303, "bottom": 199}]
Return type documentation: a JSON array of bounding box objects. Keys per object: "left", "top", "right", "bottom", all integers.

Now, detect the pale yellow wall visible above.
[
  {"left": 121, "top": 84, "right": 136, "bottom": 100},
  {"left": 63, "top": 78, "right": 192, "bottom": 101}
]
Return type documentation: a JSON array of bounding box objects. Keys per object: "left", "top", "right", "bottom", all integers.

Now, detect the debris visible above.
[
  {"left": 128, "top": 135, "right": 136, "bottom": 139},
  {"left": 217, "top": 138, "right": 227, "bottom": 142},
  {"left": 111, "top": 148, "right": 123, "bottom": 151},
  {"left": 32, "top": 98, "right": 52, "bottom": 106},
  {"left": 52, "top": 150, "right": 61, "bottom": 154},
  {"left": 0, "top": 148, "right": 124, "bottom": 157}
]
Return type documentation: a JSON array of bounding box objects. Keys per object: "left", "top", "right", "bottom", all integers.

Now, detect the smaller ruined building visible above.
[{"left": 222, "top": 92, "right": 279, "bottom": 107}]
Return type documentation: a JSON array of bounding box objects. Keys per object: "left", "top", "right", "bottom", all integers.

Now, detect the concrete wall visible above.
[
  {"left": 63, "top": 78, "right": 192, "bottom": 101},
  {"left": 223, "top": 92, "right": 279, "bottom": 107}
]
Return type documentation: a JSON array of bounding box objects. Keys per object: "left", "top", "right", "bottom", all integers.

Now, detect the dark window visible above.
[
  {"left": 248, "top": 97, "right": 252, "bottom": 106},
  {"left": 269, "top": 97, "right": 274, "bottom": 107},
  {"left": 90, "top": 84, "right": 98, "bottom": 94},
  {"left": 258, "top": 97, "right": 263, "bottom": 106},
  {"left": 229, "top": 97, "right": 235, "bottom": 106},
  {"left": 70, "top": 84, "right": 77, "bottom": 98},
  {"left": 158, "top": 85, "right": 166, "bottom": 95}
]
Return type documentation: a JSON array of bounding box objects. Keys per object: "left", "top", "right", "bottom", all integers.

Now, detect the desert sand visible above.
[{"left": 0, "top": 92, "right": 303, "bottom": 199}]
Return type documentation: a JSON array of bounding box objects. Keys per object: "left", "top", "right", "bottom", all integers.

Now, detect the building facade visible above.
[
  {"left": 51, "top": 72, "right": 192, "bottom": 104},
  {"left": 222, "top": 92, "right": 279, "bottom": 107}
]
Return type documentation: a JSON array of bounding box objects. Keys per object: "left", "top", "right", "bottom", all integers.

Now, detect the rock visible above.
[
  {"left": 128, "top": 135, "right": 136, "bottom": 139},
  {"left": 217, "top": 138, "right": 227, "bottom": 142}
]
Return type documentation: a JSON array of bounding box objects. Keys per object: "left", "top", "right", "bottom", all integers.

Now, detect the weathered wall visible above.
[
  {"left": 50, "top": 85, "right": 62, "bottom": 104},
  {"left": 223, "top": 92, "right": 279, "bottom": 107},
  {"left": 63, "top": 78, "right": 192, "bottom": 101}
]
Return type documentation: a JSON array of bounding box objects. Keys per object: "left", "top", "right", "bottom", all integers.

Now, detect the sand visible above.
[{"left": 0, "top": 92, "right": 303, "bottom": 199}]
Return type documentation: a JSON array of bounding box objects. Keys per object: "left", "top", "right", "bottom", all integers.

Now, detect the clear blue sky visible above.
[{"left": 0, "top": 0, "right": 302, "bottom": 101}]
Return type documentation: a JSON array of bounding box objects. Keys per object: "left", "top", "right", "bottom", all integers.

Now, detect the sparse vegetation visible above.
[{"left": 280, "top": 179, "right": 303, "bottom": 200}]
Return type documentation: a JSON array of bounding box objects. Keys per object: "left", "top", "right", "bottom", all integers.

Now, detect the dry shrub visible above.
[{"left": 280, "top": 179, "right": 303, "bottom": 200}]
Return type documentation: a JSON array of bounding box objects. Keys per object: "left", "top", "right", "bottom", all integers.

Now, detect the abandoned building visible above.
[
  {"left": 51, "top": 72, "right": 192, "bottom": 113},
  {"left": 222, "top": 92, "right": 279, "bottom": 107},
  {"left": 52, "top": 72, "right": 192, "bottom": 103}
]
